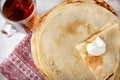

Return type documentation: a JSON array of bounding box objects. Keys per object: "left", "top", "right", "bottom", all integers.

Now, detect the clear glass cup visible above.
[{"left": 0, "top": 0, "right": 36, "bottom": 37}]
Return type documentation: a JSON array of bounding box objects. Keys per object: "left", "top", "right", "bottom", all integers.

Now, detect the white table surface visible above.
[{"left": 0, "top": 0, "right": 119, "bottom": 79}]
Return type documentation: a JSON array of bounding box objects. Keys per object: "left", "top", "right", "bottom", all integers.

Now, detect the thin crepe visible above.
[
  {"left": 31, "top": 1, "right": 120, "bottom": 80},
  {"left": 76, "top": 23, "right": 120, "bottom": 80}
]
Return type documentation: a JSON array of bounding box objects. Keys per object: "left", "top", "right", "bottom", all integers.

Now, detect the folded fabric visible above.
[{"left": 0, "top": 32, "right": 44, "bottom": 80}]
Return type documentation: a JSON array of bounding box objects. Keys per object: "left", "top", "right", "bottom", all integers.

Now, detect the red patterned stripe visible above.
[
  {"left": 0, "top": 59, "right": 30, "bottom": 80},
  {"left": 0, "top": 32, "right": 44, "bottom": 80}
]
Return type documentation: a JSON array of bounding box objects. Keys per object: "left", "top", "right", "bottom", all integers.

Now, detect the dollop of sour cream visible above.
[{"left": 87, "top": 36, "right": 106, "bottom": 56}]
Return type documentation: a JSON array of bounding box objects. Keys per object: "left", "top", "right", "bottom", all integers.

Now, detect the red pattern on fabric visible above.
[{"left": 0, "top": 32, "right": 44, "bottom": 80}]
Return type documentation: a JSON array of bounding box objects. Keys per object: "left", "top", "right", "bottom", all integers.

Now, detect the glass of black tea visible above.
[{"left": 0, "top": 0, "right": 36, "bottom": 37}]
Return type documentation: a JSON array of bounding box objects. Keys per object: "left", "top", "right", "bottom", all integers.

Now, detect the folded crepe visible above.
[
  {"left": 76, "top": 23, "right": 120, "bottom": 80},
  {"left": 31, "top": 0, "right": 120, "bottom": 80}
]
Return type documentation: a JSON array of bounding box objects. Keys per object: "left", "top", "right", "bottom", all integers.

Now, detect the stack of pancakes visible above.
[{"left": 31, "top": 0, "right": 120, "bottom": 80}]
